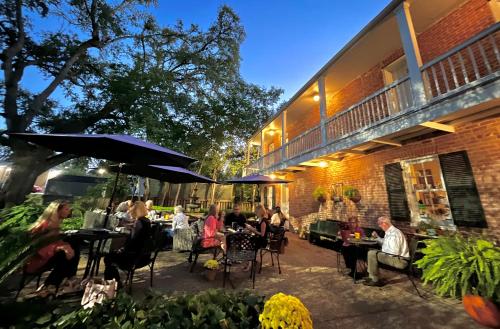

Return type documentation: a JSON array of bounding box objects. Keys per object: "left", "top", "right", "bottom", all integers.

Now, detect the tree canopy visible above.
[{"left": 0, "top": 0, "right": 282, "bottom": 205}]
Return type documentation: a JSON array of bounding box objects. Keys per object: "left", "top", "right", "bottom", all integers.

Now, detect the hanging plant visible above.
[
  {"left": 312, "top": 187, "right": 327, "bottom": 203},
  {"left": 343, "top": 186, "right": 361, "bottom": 203}
]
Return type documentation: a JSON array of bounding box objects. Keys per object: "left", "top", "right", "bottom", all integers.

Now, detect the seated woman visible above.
[
  {"left": 202, "top": 204, "right": 226, "bottom": 252},
  {"left": 145, "top": 200, "right": 157, "bottom": 219},
  {"left": 243, "top": 204, "right": 271, "bottom": 271},
  {"left": 340, "top": 217, "right": 366, "bottom": 277},
  {"left": 26, "top": 201, "right": 80, "bottom": 296},
  {"left": 115, "top": 201, "right": 134, "bottom": 230},
  {"left": 104, "top": 201, "right": 152, "bottom": 287}
]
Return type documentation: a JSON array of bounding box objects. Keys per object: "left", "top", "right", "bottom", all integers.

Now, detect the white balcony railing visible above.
[
  {"left": 285, "top": 125, "right": 322, "bottom": 160},
  {"left": 421, "top": 23, "right": 499, "bottom": 100},
  {"left": 326, "top": 77, "right": 412, "bottom": 142},
  {"left": 245, "top": 23, "right": 500, "bottom": 173}
]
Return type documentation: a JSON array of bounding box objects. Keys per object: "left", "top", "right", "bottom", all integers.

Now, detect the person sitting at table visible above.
[
  {"left": 217, "top": 210, "right": 226, "bottom": 231},
  {"left": 339, "top": 217, "right": 366, "bottom": 278},
  {"left": 202, "top": 204, "right": 226, "bottom": 252},
  {"left": 25, "top": 201, "right": 80, "bottom": 296},
  {"left": 243, "top": 204, "right": 271, "bottom": 271},
  {"left": 145, "top": 200, "right": 157, "bottom": 219},
  {"left": 104, "top": 201, "right": 152, "bottom": 287},
  {"left": 270, "top": 206, "right": 290, "bottom": 232},
  {"left": 363, "top": 216, "right": 409, "bottom": 287},
  {"left": 224, "top": 204, "right": 246, "bottom": 228},
  {"left": 172, "top": 205, "right": 189, "bottom": 232},
  {"left": 115, "top": 201, "right": 134, "bottom": 230}
]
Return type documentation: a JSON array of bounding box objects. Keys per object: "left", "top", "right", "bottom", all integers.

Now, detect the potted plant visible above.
[
  {"left": 312, "top": 187, "right": 327, "bottom": 203},
  {"left": 343, "top": 186, "right": 361, "bottom": 203},
  {"left": 415, "top": 235, "right": 500, "bottom": 328},
  {"left": 204, "top": 259, "right": 219, "bottom": 281},
  {"left": 259, "top": 293, "right": 313, "bottom": 329}
]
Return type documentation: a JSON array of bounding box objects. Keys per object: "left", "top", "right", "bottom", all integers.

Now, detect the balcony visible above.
[{"left": 246, "top": 23, "right": 500, "bottom": 174}]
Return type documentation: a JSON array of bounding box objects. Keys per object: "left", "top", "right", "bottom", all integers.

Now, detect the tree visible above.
[{"left": 0, "top": 1, "right": 282, "bottom": 206}]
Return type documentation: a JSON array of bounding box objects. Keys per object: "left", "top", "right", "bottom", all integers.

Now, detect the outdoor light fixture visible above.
[
  {"left": 318, "top": 161, "right": 328, "bottom": 168},
  {"left": 97, "top": 168, "right": 107, "bottom": 175},
  {"left": 313, "top": 94, "right": 320, "bottom": 102},
  {"left": 269, "top": 174, "right": 277, "bottom": 179},
  {"left": 268, "top": 129, "right": 275, "bottom": 136}
]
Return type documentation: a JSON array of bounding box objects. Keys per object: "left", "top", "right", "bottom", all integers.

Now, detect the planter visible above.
[
  {"left": 317, "top": 196, "right": 327, "bottom": 203},
  {"left": 349, "top": 195, "right": 361, "bottom": 203},
  {"left": 205, "top": 269, "right": 217, "bottom": 281},
  {"left": 463, "top": 295, "right": 500, "bottom": 328}
]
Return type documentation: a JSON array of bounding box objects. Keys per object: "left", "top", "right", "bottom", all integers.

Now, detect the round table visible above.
[{"left": 347, "top": 238, "right": 379, "bottom": 283}]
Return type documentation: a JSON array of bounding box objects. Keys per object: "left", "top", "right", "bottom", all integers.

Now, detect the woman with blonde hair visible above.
[
  {"left": 26, "top": 201, "right": 80, "bottom": 295},
  {"left": 104, "top": 201, "right": 152, "bottom": 286}
]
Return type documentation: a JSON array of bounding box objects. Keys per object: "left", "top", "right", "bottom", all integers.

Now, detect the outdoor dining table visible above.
[
  {"left": 347, "top": 237, "right": 379, "bottom": 283},
  {"left": 63, "top": 228, "right": 129, "bottom": 279}
]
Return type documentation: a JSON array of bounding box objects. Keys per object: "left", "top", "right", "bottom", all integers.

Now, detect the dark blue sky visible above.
[{"left": 153, "top": 1, "right": 392, "bottom": 101}]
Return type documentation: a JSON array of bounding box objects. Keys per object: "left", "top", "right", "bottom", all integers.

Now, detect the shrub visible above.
[
  {"left": 415, "top": 235, "right": 500, "bottom": 303},
  {"left": 343, "top": 186, "right": 359, "bottom": 198},
  {"left": 312, "top": 187, "right": 327, "bottom": 201}
]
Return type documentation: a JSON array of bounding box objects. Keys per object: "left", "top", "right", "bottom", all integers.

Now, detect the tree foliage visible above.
[{"left": 0, "top": 0, "right": 282, "bottom": 205}]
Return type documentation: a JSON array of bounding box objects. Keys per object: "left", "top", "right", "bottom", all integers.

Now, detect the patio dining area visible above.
[{"left": 1, "top": 232, "right": 480, "bottom": 329}]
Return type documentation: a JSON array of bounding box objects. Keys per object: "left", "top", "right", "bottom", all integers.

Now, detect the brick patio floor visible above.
[{"left": 5, "top": 233, "right": 481, "bottom": 329}]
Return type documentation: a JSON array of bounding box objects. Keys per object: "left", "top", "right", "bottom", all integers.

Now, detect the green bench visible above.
[{"left": 308, "top": 220, "right": 341, "bottom": 244}]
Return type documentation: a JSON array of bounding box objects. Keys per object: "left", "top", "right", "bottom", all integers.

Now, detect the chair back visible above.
[
  {"left": 268, "top": 229, "right": 286, "bottom": 252},
  {"left": 226, "top": 233, "right": 258, "bottom": 262},
  {"left": 134, "top": 224, "right": 164, "bottom": 267},
  {"left": 408, "top": 237, "right": 421, "bottom": 264}
]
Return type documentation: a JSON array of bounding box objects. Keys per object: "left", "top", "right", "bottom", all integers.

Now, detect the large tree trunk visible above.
[{"left": 0, "top": 142, "right": 75, "bottom": 208}]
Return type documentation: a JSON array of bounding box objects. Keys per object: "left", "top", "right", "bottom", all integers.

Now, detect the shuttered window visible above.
[
  {"left": 439, "top": 151, "right": 487, "bottom": 228},
  {"left": 384, "top": 162, "right": 410, "bottom": 221}
]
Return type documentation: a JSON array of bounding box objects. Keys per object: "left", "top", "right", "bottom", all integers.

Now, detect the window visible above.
[
  {"left": 401, "top": 155, "right": 454, "bottom": 228},
  {"left": 383, "top": 56, "right": 408, "bottom": 85}
]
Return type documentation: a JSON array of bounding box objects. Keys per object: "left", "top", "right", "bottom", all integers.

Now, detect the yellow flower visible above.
[
  {"left": 203, "top": 259, "right": 219, "bottom": 270},
  {"left": 259, "top": 293, "right": 313, "bottom": 329}
]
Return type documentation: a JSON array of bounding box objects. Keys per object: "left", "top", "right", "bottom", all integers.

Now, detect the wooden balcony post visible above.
[
  {"left": 318, "top": 76, "right": 328, "bottom": 146},
  {"left": 395, "top": 2, "right": 426, "bottom": 107},
  {"left": 260, "top": 130, "right": 264, "bottom": 157},
  {"left": 281, "top": 110, "right": 287, "bottom": 161}
]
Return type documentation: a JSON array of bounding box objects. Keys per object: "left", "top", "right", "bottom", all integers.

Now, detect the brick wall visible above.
[
  {"left": 286, "top": 115, "right": 500, "bottom": 238},
  {"left": 416, "top": 0, "right": 495, "bottom": 64}
]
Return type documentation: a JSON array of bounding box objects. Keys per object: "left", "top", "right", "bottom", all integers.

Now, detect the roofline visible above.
[{"left": 250, "top": 0, "right": 403, "bottom": 141}]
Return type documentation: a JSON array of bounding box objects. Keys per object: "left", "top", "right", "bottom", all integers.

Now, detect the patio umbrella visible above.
[
  {"left": 225, "top": 174, "right": 292, "bottom": 208},
  {"left": 9, "top": 133, "right": 197, "bottom": 227},
  {"left": 109, "top": 164, "right": 216, "bottom": 184}
]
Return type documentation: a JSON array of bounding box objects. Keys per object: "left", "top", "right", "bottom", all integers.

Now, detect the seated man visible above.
[
  {"left": 363, "top": 216, "right": 409, "bottom": 287},
  {"left": 224, "top": 203, "right": 246, "bottom": 228},
  {"left": 270, "top": 206, "right": 290, "bottom": 231}
]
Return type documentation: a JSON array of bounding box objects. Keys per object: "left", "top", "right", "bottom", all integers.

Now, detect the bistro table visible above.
[
  {"left": 63, "top": 228, "right": 128, "bottom": 279},
  {"left": 347, "top": 237, "right": 379, "bottom": 283}
]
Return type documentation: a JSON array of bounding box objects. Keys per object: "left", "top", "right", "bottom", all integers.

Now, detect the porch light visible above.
[
  {"left": 313, "top": 94, "right": 320, "bottom": 102},
  {"left": 97, "top": 168, "right": 107, "bottom": 175},
  {"left": 269, "top": 174, "right": 277, "bottom": 179},
  {"left": 318, "top": 161, "right": 328, "bottom": 168},
  {"left": 268, "top": 129, "right": 275, "bottom": 136}
]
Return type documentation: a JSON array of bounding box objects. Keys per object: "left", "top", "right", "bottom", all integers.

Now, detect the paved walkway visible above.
[
  {"left": 5, "top": 234, "right": 479, "bottom": 329},
  {"left": 133, "top": 234, "right": 478, "bottom": 329}
]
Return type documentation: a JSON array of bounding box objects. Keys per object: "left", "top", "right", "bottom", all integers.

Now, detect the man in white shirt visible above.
[{"left": 364, "top": 216, "right": 409, "bottom": 287}]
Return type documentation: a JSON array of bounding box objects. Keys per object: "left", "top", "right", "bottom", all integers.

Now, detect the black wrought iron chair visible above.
[
  {"left": 16, "top": 263, "right": 53, "bottom": 298},
  {"left": 223, "top": 233, "right": 258, "bottom": 289},
  {"left": 259, "top": 229, "right": 285, "bottom": 274},
  {"left": 120, "top": 224, "right": 166, "bottom": 292}
]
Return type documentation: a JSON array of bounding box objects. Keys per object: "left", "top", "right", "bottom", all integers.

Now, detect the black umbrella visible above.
[
  {"left": 10, "top": 133, "right": 196, "bottom": 167},
  {"left": 225, "top": 174, "right": 292, "bottom": 207},
  {"left": 110, "top": 164, "right": 216, "bottom": 184},
  {"left": 9, "top": 133, "right": 197, "bottom": 227}
]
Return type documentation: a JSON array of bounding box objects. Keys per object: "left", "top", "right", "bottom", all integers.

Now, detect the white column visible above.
[
  {"left": 395, "top": 1, "right": 426, "bottom": 107},
  {"left": 260, "top": 130, "right": 264, "bottom": 156},
  {"left": 318, "top": 76, "right": 328, "bottom": 146},
  {"left": 281, "top": 110, "right": 287, "bottom": 160}
]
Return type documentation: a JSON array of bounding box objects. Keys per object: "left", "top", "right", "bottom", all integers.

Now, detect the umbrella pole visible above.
[{"left": 103, "top": 163, "right": 123, "bottom": 228}]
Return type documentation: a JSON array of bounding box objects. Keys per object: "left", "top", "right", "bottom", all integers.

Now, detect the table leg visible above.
[
  {"left": 353, "top": 246, "right": 359, "bottom": 283},
  {"left": 83, "top": 240, "right": 96, "bottom": 279},
  {"left": 90, "top": 238, "right": 105, "bottom": 277}
]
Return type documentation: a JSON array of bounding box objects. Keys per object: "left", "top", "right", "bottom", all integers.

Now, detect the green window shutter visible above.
[
  {"left": 384, "top": 162, "right": 410, "bottom": 221},
  {"left": 439, "top": 151, "right": 487, "bottom": 228}
]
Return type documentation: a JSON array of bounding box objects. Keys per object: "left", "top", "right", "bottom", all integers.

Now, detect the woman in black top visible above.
[
  {"left": 104, "top": 201, "right": 152, "bottom": 286},
  {"left": 246, "top": 204, "right": 270, "bottom": 248}
]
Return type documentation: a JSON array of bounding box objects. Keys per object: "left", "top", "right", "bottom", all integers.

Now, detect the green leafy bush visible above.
[
  {"left": 152, "top": 205, "right": 175, "bottom": 212},
  {"left": 2, "top": 289, "right": 264, "bottom": 328},
  {"left": 415, "top": 235, "right": 500, "bottom": 303},
  {"left": 343, "top": 186, "right": 359, "bottom": 199}
]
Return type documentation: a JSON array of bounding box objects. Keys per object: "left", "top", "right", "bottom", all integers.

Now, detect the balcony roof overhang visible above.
[{"left": 250, "top": 0, "right": 468, "bottom": 141}]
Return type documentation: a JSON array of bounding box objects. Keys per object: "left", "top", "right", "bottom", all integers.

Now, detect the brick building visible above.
[{"left": 244, "top": 0, "right": 500, "bottom": 237}]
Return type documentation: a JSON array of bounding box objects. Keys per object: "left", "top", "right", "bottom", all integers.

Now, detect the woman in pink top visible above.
[
  {"left": 25, "top": 201, "right": 80, "bottom": 294},
  {"left": 202, "top": 205, "right": 226, "bottom": 252}
]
